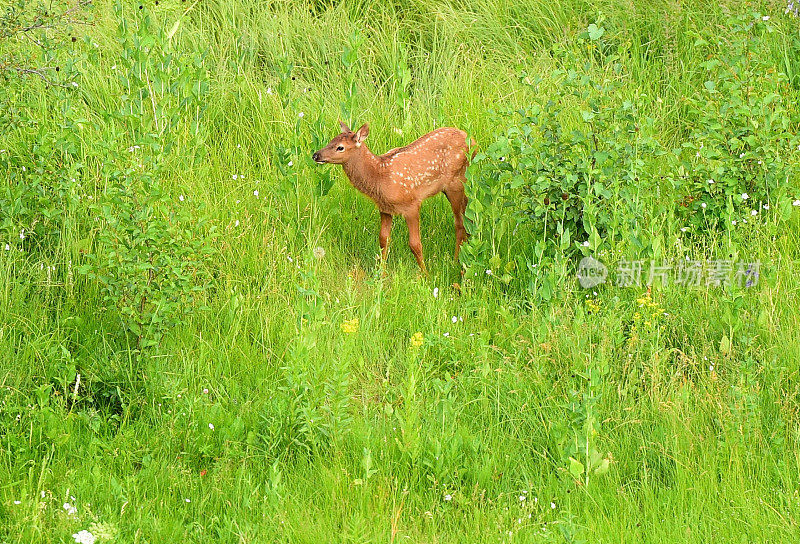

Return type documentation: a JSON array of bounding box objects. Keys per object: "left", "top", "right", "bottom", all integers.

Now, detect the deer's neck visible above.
[{"left": 342, "top": 146, "right": 384, "bottom": 202}]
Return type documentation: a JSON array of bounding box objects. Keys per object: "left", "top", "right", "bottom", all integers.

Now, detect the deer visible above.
[{"left": 312, "top": 121, "right": 475, "bottom": 274}]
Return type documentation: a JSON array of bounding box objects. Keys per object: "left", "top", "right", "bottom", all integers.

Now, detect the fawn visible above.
[{"left": 312, "top": 121, "right": 475, "bottom": 273}]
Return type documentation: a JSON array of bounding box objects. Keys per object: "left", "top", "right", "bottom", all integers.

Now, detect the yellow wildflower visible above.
[
  {"left": 340, "top": 317, "right": 359, "bottom": 334},
  {"left": 586, "top": 298, "right": 602, "bottom": 314},
  {"left": 409, "top": 331, "right": 424, "bottom": 349}
]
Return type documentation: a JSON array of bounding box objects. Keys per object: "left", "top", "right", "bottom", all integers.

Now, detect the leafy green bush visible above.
[
  {"left": 78, "top": 4, "right": 214, "bottom": 351},
  {"left": 672, "top": 14, "right": 800, "bottom": 230},
  {"left": 463, "top": 15, "right": 799, "bottom": 300},
  {"left": 463, "top": 43, "right": 659, "bottom": 299},
  {"left": 0, "top": 1, "right": 91, "bottom": 255},
  {"left": 0, "top": 133, "right": 82, "bottom": 255},
  {"left": 82, "top": 175, "right": 215, "bottom": 350}
]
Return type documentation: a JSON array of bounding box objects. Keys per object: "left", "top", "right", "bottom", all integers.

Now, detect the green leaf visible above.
[
  {"left": 719, "top": 335, "right": 731, "bottom": 356},
  {"left": 589, "top": 448, "right": 603, "bottom": 469},
  {"left": 569, "top": 457, "right": 585, "bottom": 478},
  {"left": 587, "top": 24, "right": 605, "bottom": 41},
  {"left": 593, "top": 458, "right": 610, "bottom": 475}
]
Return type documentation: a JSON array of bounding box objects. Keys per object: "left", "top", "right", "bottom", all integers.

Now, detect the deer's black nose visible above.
[{"left": 312, "top": 152, "right": 321, "bottom": 162}]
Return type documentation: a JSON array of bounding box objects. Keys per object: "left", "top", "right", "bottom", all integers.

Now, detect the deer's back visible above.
[
  {"left": 380, "top": 128, "right": 469, "bottom": 177},
  {"left": 372, "top": 128, "right": 470, "bottom": 214}
]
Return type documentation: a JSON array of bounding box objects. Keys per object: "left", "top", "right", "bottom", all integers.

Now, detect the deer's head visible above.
[{"left": 312, "top": 121, "right": 369, "bottom": 165}]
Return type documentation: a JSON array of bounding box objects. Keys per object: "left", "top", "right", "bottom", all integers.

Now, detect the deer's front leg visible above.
[
  {"left": 379, "top": 212, "right": 393, "bottom": 261},
  {"left": 404, "top": 208, "right": 427, "bottom": 274}
]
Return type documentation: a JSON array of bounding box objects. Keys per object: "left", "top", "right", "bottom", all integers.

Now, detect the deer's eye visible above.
[{"left": 336, "top": 145, "right": 345, "bottom": 152}]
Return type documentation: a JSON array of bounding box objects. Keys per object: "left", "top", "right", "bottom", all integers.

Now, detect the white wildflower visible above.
[
  {"left": 72, "top": 530, "right": 95, "bottom": 544},
  {"left": 313, "top": 246, "right": 325, "bottom": 259},
  {"left": 444, "top": 494, "right": 452, "bottom": 501},
  {"left": 741, "top": 193, "right": 749, "bottom": 200},
  {"left": 253, "top": 190, "right": 259, "bottom": 197},
  {"left": 432, "top": 287, "right": 439, "bottom": 298}
]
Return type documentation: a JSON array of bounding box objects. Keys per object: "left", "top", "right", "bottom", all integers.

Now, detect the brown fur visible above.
[{"left": 313, "top": 122, "right": 474, "bottom": 273}]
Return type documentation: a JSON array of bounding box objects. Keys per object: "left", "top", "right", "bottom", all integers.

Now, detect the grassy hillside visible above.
[{"left": 2, "top": 0, "right": 800, "bottom": 542}]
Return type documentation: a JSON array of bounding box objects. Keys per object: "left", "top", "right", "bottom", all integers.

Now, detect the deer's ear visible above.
[
  {"left": 339, "top": 120, "right": 351, "bottom": 133},
  {"left": 355, "top": 123, "right": 369, "bottom": 144}
]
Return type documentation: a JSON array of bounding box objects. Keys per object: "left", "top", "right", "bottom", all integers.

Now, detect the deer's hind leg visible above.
[
  {"left": 443, "top": 182, "right": 468, "bottom": 260},
  {"left": 404, "top": 207, "right": 427, "bottom": 274}
]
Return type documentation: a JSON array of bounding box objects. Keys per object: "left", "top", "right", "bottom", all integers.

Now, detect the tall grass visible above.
[{"left": 1, "top": 0, "right": 800, "bottom": 542}]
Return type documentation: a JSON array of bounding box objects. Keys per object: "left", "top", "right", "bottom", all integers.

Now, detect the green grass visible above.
[{"left": 2, "top": 0, "right": 800, "bottom": 542}]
